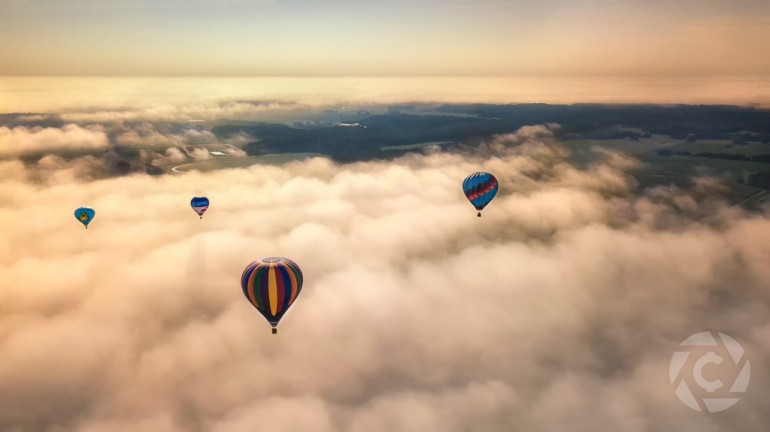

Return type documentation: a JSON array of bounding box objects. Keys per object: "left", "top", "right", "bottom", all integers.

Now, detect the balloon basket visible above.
[
  {"left": 477, "top": 212, "right": 482, "bottom": 217},
  {"left": 271, "top": 328, "right": 277, "bottom": 335}
]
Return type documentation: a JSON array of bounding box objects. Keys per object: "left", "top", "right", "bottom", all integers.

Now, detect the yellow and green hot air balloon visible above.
[{"left": 241, "top": 257, "right": 303, "bottom": 334}]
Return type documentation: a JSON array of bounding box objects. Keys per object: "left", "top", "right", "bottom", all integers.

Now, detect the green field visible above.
[
  {"left": 665, "top": 140, "right": 770, "bottom": 156},
  {"left": 167, "top": 153, "right": 323, "bottom": 173},
  {"left": 381, "top": 141, "right": 453, "bottom": 151},
  {"left": 562, "top": 135, "right": 682, "bottom": 156},
  {"left": 562, "top": 135, "right": 770, "bottom": 205}
]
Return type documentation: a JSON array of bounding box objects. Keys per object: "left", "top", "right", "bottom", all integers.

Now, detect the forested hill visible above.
[
  {"left": 212, "top": 104, "right": 770, "bottom": 162},
  {"left": 435, "top": 104, "right": 770, "bottom": 139}
]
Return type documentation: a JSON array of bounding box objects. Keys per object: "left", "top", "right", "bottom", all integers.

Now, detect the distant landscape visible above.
[{"left": 4, "top": 103, "right": 770, "bottom": 209}]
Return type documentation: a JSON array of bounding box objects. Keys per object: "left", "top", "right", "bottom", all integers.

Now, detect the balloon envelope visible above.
[
  {"left": 74, "top": 206, "right": 95, "bottom": 228},
  {"left": 462, "top": 172, "right": 498, "bottom": 211},
  {"left": 241, "top": 257, "right": 303, "bottom": 333},
  {"left": 190, "top": 196, "right": 209, "bottom": 217}
]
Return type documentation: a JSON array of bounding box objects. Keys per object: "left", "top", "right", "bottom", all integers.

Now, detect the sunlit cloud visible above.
[
  {"left": 58, "top": 101, "right": 308, "bottom": 123},
  {"left": 0, "top": 125, "right": 768, "bottom": 431},
  {"left": 0, "top": 124, "right": 109, "bottom": 157}
]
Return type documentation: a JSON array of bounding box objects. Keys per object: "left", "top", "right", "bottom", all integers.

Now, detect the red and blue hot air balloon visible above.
[
  {"left": 241, "top": 257, "right": 304, "bottom": 334},
  {"left": 190, "top": 196, "right": 209, "bottom": 219},
  {"left": 463, "top": 172, "right": 498, "bottom": 217}
]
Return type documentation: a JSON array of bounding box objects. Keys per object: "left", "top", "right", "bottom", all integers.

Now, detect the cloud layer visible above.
[
  {"left": 0, "top": 127, "right": 768, "bottom": 431},
  {"left": 0, "top": 124, "right": 109, "bottom": 157}
]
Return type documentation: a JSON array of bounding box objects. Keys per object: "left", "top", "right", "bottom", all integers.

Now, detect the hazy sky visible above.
[{"left": 2, "top": 0, "right": 770, "bottom": 76}]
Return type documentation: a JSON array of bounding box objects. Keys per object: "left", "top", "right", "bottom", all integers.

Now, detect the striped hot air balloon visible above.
[
  {"left": 241, "top": 257, "right": 304, "bottom": 334},
  {"left": 462, "top": 172, "right": 499, "bottom": 217}
]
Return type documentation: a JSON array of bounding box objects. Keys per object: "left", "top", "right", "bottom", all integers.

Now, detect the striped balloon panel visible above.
[
  {"left": 241, "top": 257, "right": 303, "bottom": 327},
  {"left": 462, "top": 172, "right": 499, "bottom": 210}
]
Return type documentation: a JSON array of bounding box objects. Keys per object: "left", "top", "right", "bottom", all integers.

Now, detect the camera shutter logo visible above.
[{"left": 669, "top": 332, "right": 751, "bottom": 413}]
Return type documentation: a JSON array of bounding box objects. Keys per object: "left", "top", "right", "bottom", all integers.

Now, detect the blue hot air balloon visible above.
[
  {"left": 191, "top": 197, "right": 209, "bottom": 219},
  {"left": 74, "top": 206, "right": 96, "bottom": 229},
  {"left": 462, "top": 172, "right": 498, "bottom": 217}
]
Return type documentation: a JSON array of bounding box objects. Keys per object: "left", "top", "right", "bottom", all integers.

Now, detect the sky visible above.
[
  {"left": 2, "top": 0, "right": 770, "bottom": 76},
  {"left": 1, "top": 124, "right": 769, "bottom": 431}
]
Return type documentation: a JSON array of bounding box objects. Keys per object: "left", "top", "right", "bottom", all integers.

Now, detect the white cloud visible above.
[
  {"left": 0, "top": 124, "right": 109, "bottom": 157},
  {"left": 114, "top": 123, "right": 177, "bottom": 147},
  {"left": 189, "top": 147, "right": 211, "bottom": 160},
  {"left": 0, "top": 126, "right": 768, "bottom": 431},
  {"left": 59, "top": 101, "right": 308, "bottom": 123}
]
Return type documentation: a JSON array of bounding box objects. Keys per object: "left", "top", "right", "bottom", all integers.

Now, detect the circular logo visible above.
[{"left": 669, "top": 332, "right": 751, "bottom": 413}]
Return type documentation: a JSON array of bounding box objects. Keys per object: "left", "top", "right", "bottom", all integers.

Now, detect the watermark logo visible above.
[{"left": 669, "top": 332, "right": 751, "bottom": 413}]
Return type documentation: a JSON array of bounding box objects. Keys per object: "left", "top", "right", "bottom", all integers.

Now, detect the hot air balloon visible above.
[
  {"left": 191, "top": 196, "right": 209, "bottom": 219},
  {"left": 241, "top": 257, "right": 303, "bottom": 334},
  {"left": 463, "top": 172, "right": 498, "bottom": 217},
  {"left": 74, "top": 206, "right": 95, "bottom": 229}
]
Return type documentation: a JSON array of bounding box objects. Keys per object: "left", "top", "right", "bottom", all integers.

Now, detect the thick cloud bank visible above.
[
  {"left": 0, "top": 126, "right": 768, "bottom": 431},
  {"left": 0, "top": 124, "right": 109, "bottom": 157}
]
